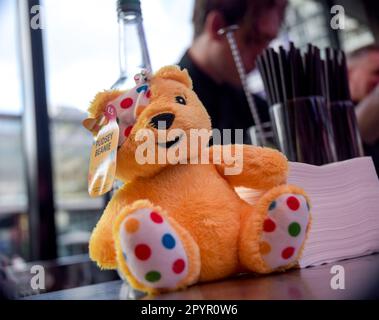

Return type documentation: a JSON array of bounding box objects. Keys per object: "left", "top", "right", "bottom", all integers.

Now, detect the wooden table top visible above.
[{"left": 25, "top": 253, "right": 379, "bottom": 300}]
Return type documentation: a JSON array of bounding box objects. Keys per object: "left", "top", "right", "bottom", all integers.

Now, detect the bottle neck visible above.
[{"left": 118, "top": 10, "right": 151, "bottom": 78}]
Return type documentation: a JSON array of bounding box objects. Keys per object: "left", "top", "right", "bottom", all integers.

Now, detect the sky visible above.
[
  {"left": 0, "top": 0, "right": 195, "bottom": 115},
  {"left": 0, "top": 0, "right": 22, "bottom": 114}
]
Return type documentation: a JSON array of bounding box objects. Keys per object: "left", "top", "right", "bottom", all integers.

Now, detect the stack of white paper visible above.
[{"left": 236, "top": 157, "right": 379, "bottom": 268}]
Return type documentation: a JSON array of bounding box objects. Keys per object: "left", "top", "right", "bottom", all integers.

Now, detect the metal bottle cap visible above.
[{"left": 117, "top": 0, "right": 141, "bottom": 14}]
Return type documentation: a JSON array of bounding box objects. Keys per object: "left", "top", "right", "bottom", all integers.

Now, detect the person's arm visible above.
[{"left": 356, "top": 84, "right": 379, "bottom": 145}]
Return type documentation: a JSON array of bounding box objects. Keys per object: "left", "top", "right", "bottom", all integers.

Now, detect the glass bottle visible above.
[
  {"left": 111, "top": 0, "right": 151, "bottom": 90},
  {"left": 108, "top": 0, "right": 151, "bottom": 195},
  {"left": 106, "top": 0, "right": 151, "bottom": 199}
]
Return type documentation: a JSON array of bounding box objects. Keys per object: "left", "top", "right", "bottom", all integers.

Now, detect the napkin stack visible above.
[{"left": 236, "top": 157, "right": 379, "bottom": 268}]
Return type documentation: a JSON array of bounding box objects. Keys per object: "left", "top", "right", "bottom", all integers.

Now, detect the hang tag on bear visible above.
[{"left": 87, "top": 104, "right": 119, "bottom": 197}]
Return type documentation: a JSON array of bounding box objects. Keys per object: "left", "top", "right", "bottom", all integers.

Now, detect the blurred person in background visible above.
[
  {"left": 348, "top": 45, "right": 379, "bottom": 175},
  {"left": 0, "top": 255, "right": 17, "bottom": 300},
  {"left": 178, "top": 0, "right": 287, "bottom": 143}
]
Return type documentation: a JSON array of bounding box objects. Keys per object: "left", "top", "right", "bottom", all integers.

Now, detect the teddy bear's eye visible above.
[{"left": 175, "top": 96, "right": 186, "bottom": 105}]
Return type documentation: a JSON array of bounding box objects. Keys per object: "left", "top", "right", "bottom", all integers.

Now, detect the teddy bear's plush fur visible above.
[{"left": 87, "top": 66, "right": 311, "bottom": 294}]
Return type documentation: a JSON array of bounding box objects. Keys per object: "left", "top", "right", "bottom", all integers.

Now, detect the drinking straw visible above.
[
  {"left": 314, "top": 47, "right": 322, "bottom": 96},
  {"left": 259, "top": 53, "right": 275, "bottom": 105},
  {"left": 291, "top": 48, "right": 304, "bottom": 98},
  {"left": 325, "top": 48, "right": 333, "bottom": 101},
  {"left": 296, "top": 48, "right": 306, "bottom": 97},
  {"left": 289, "top": 45, "right": 297, "bottom": 98},
  {"left": 269, "top": 48, "right": 284, "bottom": 103},
  {"left": 257, "top": 55, "right": 273, "bottom": 105},
  {"left": 340, "top": 50, "right": 351, "bottom": 100},
  {"left": 264, "top": 49, "right": 277, "bottom": 103},
  {"left": 305, "top": 44, "right": 313, "bottom": 96},
  {"left": 257, "top": 43, "right": 351, "bottom": 104},
  {"left": 278, "top": 46, "right": 290, "bottom": 101},
  {"left": 333, "top": 48, "right": 342, "bottom": 100}
]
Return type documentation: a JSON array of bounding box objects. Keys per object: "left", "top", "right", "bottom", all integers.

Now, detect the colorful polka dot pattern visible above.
[
  {"left": 124, "top": 218, "right": 139, "bottom": 233},
  {"left": 263, "top": 219, "right": 276, "bottom": 232},
  {"left": 118, "top": 208, "right": 188, "bottom": 289},
  {"left": 145, "top": 271, "right": 161, "bottom": 282},
  {"left": 105, "top": 70, "right": 151, "bottom": 147},
  {"left": 260, "top": 193, "right": 310, "bottom": 269},
  {"left": 135, "top": 244, "right": 151, "bottom": 260},
  {"left": 172, "top": 259, "right": 185, "bottom": 274},
  {"left": 120, "top": 98, "right": 134, "bottom": 109},
  {"left": 151, "top": 211, "right": 163, "bottom": 224},
  {"left": 124, "top": 125, "right": 133, "bottom": 138},
  {"left": 288, "top": 222, "right": 301, "bottom": 237},
  {"left": 136, "top": 85, "right": 148, "bottom": 93},
  {"left": 162, "top": 234, "right": 176, "bottom": 249},
  {"left": 259, "top": 241, "right": 271, "bottom": 255}
]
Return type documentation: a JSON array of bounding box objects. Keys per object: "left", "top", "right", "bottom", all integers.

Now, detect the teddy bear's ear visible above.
[
  {"left": 87, "top": 90, "right": 123, "bottom": 119},
  {"left": 154, "top": 65, "right": 193, "bottom": 89},
  {"left": 83, "top": 90, "right": 123, "bottom": 134}
]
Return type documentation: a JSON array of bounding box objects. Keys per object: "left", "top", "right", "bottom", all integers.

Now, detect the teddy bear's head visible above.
[{"left": 86, "top": 66, "right": 212, "bottom": 182}]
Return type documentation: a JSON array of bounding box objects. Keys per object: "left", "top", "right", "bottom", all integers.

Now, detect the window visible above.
[
  {"left": 0, "top": 0, "right": 195, "bottom": 260},
  {"left": 0, "top": 0, "right": 23, "bottom": 115},
  {"left": 0, "top": 0, "right": 28, "bottom": 260},
  {"left": 285, "top": 0, "right": 332, "bottom": 50}
]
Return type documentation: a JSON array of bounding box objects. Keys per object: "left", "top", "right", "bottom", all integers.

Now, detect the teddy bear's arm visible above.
[
  {"left": 210, "top": 145, "right": 289, "bottom": 190},
  {"left": 89, "top": 189, "right": 125, "bottom": 269}
]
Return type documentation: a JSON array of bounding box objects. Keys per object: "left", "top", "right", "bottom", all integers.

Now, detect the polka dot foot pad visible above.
[
  {"left": 260, "top": 193, "right": 310, "bottom": 270},
  {"left": 118, "top": 208, "right": 188, "bottom": 289}
]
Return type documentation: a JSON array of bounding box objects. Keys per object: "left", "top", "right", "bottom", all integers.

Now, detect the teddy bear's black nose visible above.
[{"left": 150, "top": 113, "right": 175, "bottom": 129}]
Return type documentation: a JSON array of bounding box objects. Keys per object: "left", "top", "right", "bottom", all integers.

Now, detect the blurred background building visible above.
[{"left": 0, "top": 0, "right": 378, "bottom": 296}]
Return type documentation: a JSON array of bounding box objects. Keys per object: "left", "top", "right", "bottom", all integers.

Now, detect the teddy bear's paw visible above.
[
  {"left": 239, "top": 185, "right": 311, "bottom": 273},
  {"left": 115, "top": 207, "right": 191, "bottom": 291},
  {"left": 259, "top": 192, "right": 310, "bottom": 271}
]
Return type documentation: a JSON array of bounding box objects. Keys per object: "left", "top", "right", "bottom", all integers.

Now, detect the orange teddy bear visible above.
[{"left": 85, "top": 66, "right": 311, "bottom": 294}]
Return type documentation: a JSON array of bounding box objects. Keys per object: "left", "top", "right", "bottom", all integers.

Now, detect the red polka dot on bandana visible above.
[
  {"left": 121, "top": 98, "right": 133, "bottom": 109},
  {"left": 282, "top": 247, "right": 295, "bottom": 259},
  {"left": 263, "top": 218, "right": 276, "bottom": 232},
  {"left": 150, "top": 212, "right": 163, "bottom": 224},
  {"left": 287, "top": 196, "right": 300, "bottom": 211},
  {"left": 172, "top": 259, "right": 185, "bottom": 274},
  {"left": 135, "top": 244, "right": 151, "bottom": 260},
  {"left": 146, "top": 90, "right": 151, "bottom": 98},
  {"left": 124, "top": 126, "right": 133, "bottom": 137}
]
